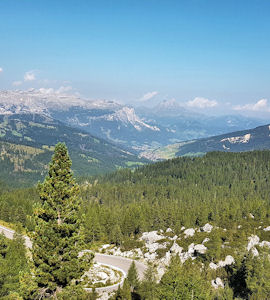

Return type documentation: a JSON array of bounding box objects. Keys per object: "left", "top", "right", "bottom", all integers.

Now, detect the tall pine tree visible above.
[
  {"left": 127, "top": 261, "right": 139, "bottom": 292},
  {"left": 28, "top": 143, "right": 93, "bottom": 298}
]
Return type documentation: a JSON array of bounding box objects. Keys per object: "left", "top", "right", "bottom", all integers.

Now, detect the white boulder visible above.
[
  {"left": 166, "top": 228, "right": 173, "bottom": 233},
  {"left": 194, "top": 244, "right": 207, "bottom": 254},
  {"left": 211, "top": 277, "right": 224, "bottom": 289},
  {"left": 247, "top": 235, "right": 260, "bottom": 251},
  {"left": 184, "top": 228, "right": 195, "bottom": 238},
  {"left": 156, "top": 265, "right": 166, "bottom": 280},
  {"left": 202, "top": 238, "right": 210, "bottom": 244},
  {"left": 260, "top": 241, "right": 270, "bottom": 248},
  {"left": 170, "top": 242, "right": 183, "bottom": 254},
  {"left": 188, "top": 243, "right": 195, "bottom": 255},
  {"left": 202, "top": 223, "right": 213, "bottom": 233},
  {"left": 144, "top": 252, "right": 157, "bottom": 260},
  {"left": 134, "top": 248, "right": 143, "bottom": 258},
  {"left": 251, "top": 247, "right": 259, "bottom": 257},
  {"left": 264, "top": 226, "right": 270, "bottom": 232},
  {"left": 160, "top": 251, "right": 172, "bottom": 265},
  {"left": 147, "top": 243, "right": 161, "bottom": 253},
  {"left": 101, "top": 244, "right": 111, "bottom": 249},
  {"left": 179, "top": 252, "right": 191, "bottom": 263},
  {"left": 218, "top": 255, "right": 235, "bottom": 268},
  {"left": 140, "top": 231, "right": 165, "bottom": 244},
  {"left": 209, "top": 262, "right": 218, "bottom": 270}
]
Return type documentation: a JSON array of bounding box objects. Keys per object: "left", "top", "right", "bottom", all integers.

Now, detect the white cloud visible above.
[
  {"left": 187, "top": 97, "right": 218, "bottom": 108},
  {"left": 38, "top": 86, "right": 73, "bottom": 95},
  {"left": 0, "top": 67, "right": 3, "bottom": 73},
  {"left": 56, "top": 86, "right": 72, "bottom": 94},
  {"left": 24, "top": 70, "right": 36, "bottom": 81},
  {"left": 139, "top": 91, "right": 158, "bottom": 102},
  {"left": 12, "top": 81, "right": 23, "bottom": 86},
  {"left": 39, "top": 88, "right": 55, "bottom": 94},
  {"left": 233, "top": 99, "right": 270, "bottom": 112}
]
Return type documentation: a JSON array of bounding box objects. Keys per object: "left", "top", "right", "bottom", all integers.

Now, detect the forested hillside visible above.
[
  {"left": 1, "top": 150, "right": 269, "bottom": 236},
  {"left": 81, "top": 150, "right": 270, "bottom": 234},
  {"left": 0, "top": 114, "right": 147, "bottom": 186}
]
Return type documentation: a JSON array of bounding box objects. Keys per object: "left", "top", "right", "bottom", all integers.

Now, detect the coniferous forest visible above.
[{"left": 0, "top": 148, "right": 270, "bottom": 298}]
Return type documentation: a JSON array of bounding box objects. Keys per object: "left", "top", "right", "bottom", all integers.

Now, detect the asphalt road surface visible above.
[{"left": 0, "top": 224, "right": 147, "bottom": 293}]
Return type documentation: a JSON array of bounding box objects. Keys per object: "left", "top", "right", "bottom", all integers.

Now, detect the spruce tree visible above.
[
  {"left": 28, "top": 143, "right": 93, "bottom": 298},
  {"left": 158, "top": 255, "right": 210, "bottom": 299},
  {"left": 127, "top": 261, "right": 139, "bottom": 292},
  {"left": 139, "top": 264, "right": 158, "bottom": 300},
  {"left": 121, "top": 279, "right": 132, "bottom": 300},
  {"left": 111, "top": 224, "right": 123, "bottom": 246}
]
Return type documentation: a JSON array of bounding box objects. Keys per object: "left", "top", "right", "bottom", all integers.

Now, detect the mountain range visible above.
[
  {"left": 0, "top": 89, "right": 269, "bottom": 177},
  {"left": 136, "top": 99, "right": 265, "bottom": 143}
]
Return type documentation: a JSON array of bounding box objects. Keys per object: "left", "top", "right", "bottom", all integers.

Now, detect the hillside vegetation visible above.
[
  {"left": 0, "top": 114, "right": 147, "bottom": 186},
  {"left": 82, "top": 150, "right": 270, "bottom": 234},
  {"left": 1, "top": 150, "right": 270, "bottom": 298}
]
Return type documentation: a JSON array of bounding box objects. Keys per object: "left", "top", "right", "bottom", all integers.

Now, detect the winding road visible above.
[{"left": 0, "top": 224, "right": 146, "bottom": 293}]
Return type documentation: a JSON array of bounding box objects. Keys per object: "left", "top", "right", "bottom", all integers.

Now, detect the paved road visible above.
[
  {"left": 0, "top": 224, "right": 32, "bottom": 248},
  {"left": 95, "top": 253, "right": 146, "bottom": 280},
  {"left": 0, "top": 224, "right": 147, "bottom": 293}
]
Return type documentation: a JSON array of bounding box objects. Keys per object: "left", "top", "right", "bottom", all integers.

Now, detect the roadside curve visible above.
[{"left": 0, "top": 224, "right": 147, "bottom": 293}]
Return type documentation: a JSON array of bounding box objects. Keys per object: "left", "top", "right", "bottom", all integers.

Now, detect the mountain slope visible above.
[
  {"left": 0, "top": 113, "right": 147, "bottom": 186},
  {"left": 50, "top": 105, "right": 172, "bottom": 151},
  {"left": 145, "top": 124, "right": 270, "bottom": 159},
  {"left": 0, "top": 89, "right": 172, "bottom": 151}
]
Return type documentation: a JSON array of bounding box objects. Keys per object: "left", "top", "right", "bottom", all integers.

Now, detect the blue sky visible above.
[{"left": 0, "top": 0, "right": 270, "bottom": 117}]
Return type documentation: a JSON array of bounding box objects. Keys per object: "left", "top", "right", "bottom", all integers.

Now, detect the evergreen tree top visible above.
[{"left": 27, "top": 143, "right": 93, "bottom": 298}]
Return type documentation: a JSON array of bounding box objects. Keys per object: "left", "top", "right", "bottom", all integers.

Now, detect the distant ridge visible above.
[{"left": 145, "top": 123, "right": 270, "bottom": 160}]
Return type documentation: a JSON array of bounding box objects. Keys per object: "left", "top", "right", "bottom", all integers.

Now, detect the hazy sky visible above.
[{"left": 0, "top": 0, "right": 270, "bottom": 117}]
